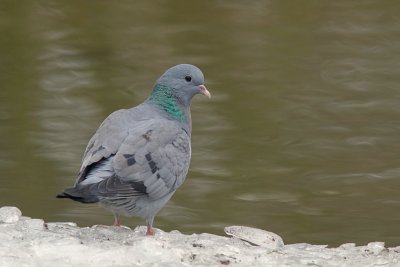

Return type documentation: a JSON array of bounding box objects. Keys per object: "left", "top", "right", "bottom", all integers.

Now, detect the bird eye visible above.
[{"left": 185, "top": 76, "right": 192, "bottom": 82}]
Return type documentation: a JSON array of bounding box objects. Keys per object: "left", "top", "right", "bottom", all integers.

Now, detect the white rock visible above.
[
  {"left": 365, "top": 242, "right": 386, "bottom": 255},
  {"left": 1, "top": 207, "right": 400, "bottom": 267},
  {"left": 17, "top": 219, "right": 45, "bottom": 230},
  {"left": 339, "top": 243, "right": 356, "bottom": 249},
  {"left": 224, "top": 225, "right": 284, "bottom": 249},
  {"left": 0, "top": 206, "right": 22, "bottom": 223}
]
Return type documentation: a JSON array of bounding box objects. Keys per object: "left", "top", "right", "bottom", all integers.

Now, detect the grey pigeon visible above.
[{"left": 57, "top": 64, "right": 211, "bottom": 235}]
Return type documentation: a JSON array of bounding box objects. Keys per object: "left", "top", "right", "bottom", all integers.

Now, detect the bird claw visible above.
[{"left": 146, "top": 226, "right": 155, "bottom": 236}]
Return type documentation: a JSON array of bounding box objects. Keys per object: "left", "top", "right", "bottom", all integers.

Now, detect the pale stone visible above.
[
  {"left": 224, "top": 225, "right": 284, "bottom": 249},
  {"left": 0, "top": 206, "right": 22, "bottom": 223}
]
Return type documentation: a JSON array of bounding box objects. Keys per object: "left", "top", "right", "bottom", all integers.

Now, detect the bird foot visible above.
[
  {"left": 146, "top": 226, "right": 155, "bottom": 236},
  {"left": 113, "top": 217, "right": 121, "bottom": 227}
]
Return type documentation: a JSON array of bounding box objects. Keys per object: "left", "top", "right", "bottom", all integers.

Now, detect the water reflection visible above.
[{"left": 34, "top": 30, "right": 100, "bottom": 173}]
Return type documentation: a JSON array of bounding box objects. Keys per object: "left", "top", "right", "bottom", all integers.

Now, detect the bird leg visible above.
[
  {"left": 113, "top": 215, "right": 121, "bottom": 226},
  {"left": 146, "top": 224, "right": 155, "bottom": 236}
]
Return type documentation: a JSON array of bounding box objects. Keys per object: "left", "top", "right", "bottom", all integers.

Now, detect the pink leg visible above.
[
  {"left": 113, "top": 215, "right": 121, "bottom": 226},
  {"left": 146, "top": 224, "right": 155, "bottom": 236}
]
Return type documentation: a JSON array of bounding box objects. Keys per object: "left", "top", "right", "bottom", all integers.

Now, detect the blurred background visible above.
[{"left": 1, "top": 0, "right": 400, "bottom": 247}]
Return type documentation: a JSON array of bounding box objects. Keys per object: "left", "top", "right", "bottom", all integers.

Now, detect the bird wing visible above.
[
  {"left": 75, "top": 109, "right": 191, "bottom": 201},
  {"left": 111, "top": 120, "right": 191, "bottom": 200},
  {"left": 75, "top": 109, "right": 130, "bottom": 186}
]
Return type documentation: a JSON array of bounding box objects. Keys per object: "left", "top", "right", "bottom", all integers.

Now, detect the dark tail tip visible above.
[
  {"left": 56, "top": 187, "right": 98, "bottom": 203},
  {"left": 56, "top": 192, "right": 69, "bottom": 198}
]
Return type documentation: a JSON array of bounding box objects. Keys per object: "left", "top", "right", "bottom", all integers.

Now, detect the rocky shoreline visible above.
[{"left": 0, "top": 206, "right": 398, "bottom": 266}]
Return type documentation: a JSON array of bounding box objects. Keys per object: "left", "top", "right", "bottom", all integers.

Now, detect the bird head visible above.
[{"left": 154, "top": 64, "right": 211, "bottom": 107}]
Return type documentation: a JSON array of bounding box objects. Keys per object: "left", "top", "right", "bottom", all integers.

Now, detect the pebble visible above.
[
  {"left": 366, "top": 242, "right": 386, "bottom": 255},
  {"left": 224, "top": 225, "right": 284, "bottom": 249},
  {"left": 0, "top": 206, "right": 22, "bottom": 223}
]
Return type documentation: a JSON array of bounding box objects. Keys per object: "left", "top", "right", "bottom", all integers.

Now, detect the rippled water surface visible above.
[{"left": 1, "top": 1, "right": 400, "bottom": 246}]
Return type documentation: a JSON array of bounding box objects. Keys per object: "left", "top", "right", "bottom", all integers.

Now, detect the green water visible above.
[{"left": 1, "top": 1, "right": 400, "bottom": 246}]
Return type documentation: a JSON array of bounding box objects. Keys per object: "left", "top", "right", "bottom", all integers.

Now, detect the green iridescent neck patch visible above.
[{"left": 149, "top": 84, "right": 186, "bottom": 122}]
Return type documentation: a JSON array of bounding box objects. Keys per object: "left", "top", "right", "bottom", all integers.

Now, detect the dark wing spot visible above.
[
  {"left": 145, "top": 153, "right": 159, "bottom": 173},
  {"left": 123, "top": 153, "right": 136, "bottom": 166},
  {"left": 156, "top": 173, "right": 161, "bottom": 179},
  {"left": 149, "top": 161, "right": 158, "bottom": 174},
  {"left": 127, "top": 157, "right": 136, "bottom": 166},
  {"left": 145, "top": 153, "right": 152, "bottom": 161},
  {"left": 123, "top": 153, "right": 134, "bottom": 159}
]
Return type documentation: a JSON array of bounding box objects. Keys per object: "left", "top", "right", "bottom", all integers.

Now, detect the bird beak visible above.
[{"left": 199, "top": 85, "right": 211, "bottom": 99}]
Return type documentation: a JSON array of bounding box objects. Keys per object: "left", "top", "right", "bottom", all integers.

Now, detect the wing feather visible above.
[{"left": 75, "top": 115, "right": 191, "bottom": 202}]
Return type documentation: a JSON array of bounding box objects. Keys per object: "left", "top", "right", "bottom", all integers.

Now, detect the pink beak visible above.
[{"left": 199, "top": 85, "right": 211, "bottom": 98}]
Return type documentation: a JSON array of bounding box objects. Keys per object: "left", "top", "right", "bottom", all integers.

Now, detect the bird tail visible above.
[{"left": 56, "top": 187, "right": 99, "bottom": 204}]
